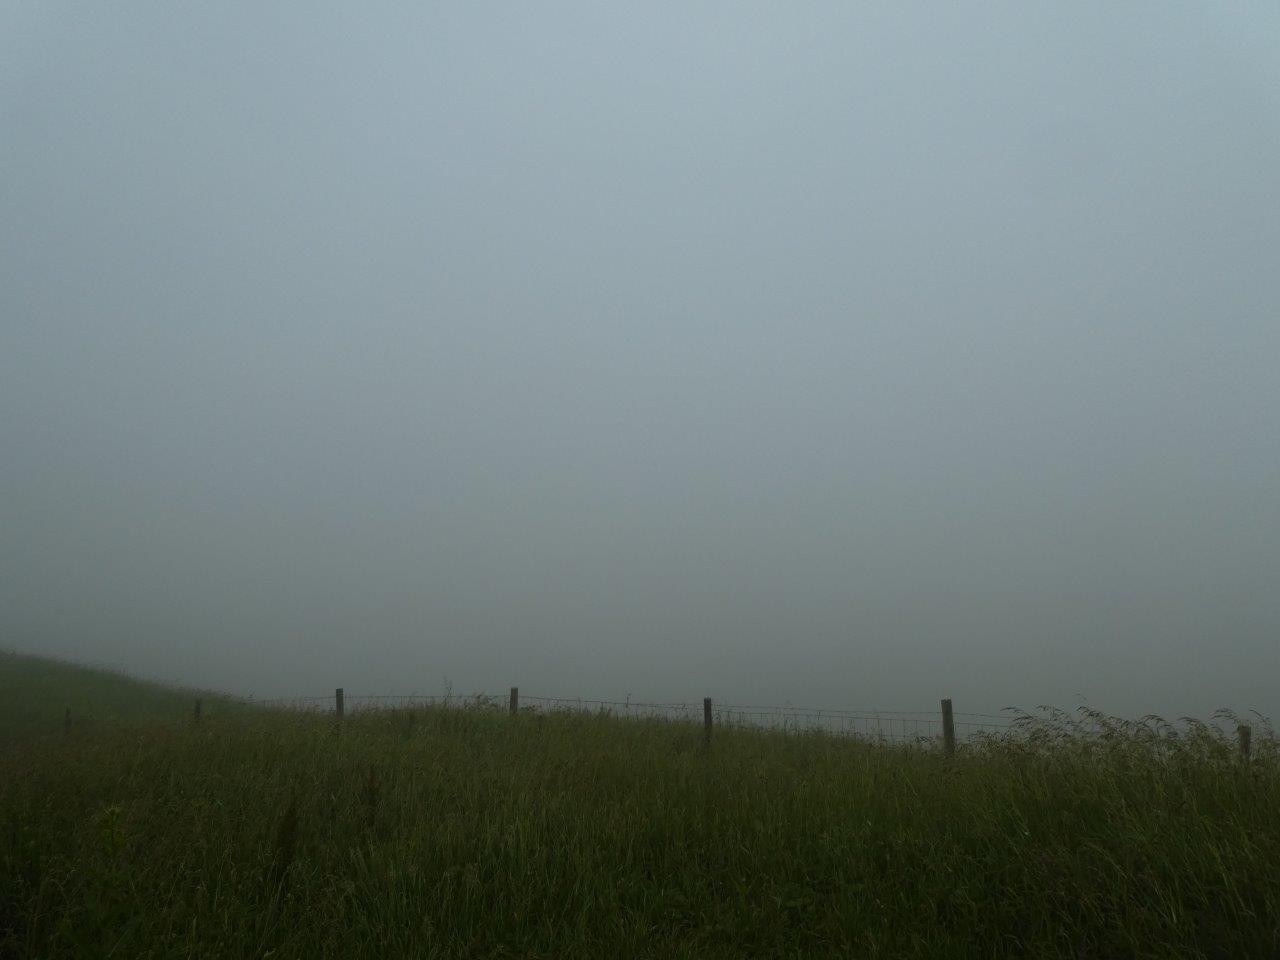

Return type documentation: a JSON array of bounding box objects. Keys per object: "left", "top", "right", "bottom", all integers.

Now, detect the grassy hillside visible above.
[
  {"left": 1, "top": 661, "right": 1278, "bottom": 958},
  {"left": 0, "top": 650, "right": 244, "bottom": 735}
]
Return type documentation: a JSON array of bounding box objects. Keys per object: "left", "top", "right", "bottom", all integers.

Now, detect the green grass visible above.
[
  {"left": 0, "top": 650, "right": 244, "bottom": 739},
  {"left": 2, "top": 655, "right": 1278, "bottom": 958}
]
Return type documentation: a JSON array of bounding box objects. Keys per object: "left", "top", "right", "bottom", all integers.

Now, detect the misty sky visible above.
[{"left": 3, "top": 3, "right": 1278, "bottom": 719}]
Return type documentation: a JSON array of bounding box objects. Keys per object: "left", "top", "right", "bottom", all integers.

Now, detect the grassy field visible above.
[
  {"left": 2, "top": 654, "right": 1278, "bottom": 958},
  {"left": 0, "top": 650, "right": 246, "bottom": 741}
]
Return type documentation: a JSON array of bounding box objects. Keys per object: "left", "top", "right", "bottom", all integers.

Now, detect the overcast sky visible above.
[{"left": 2, "top": 2, "right": 1278, "bottom": 719}]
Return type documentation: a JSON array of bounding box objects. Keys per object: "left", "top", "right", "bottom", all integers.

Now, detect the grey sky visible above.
[{"left": 2, "top": 2, "right": 1278, "bottom": 718}]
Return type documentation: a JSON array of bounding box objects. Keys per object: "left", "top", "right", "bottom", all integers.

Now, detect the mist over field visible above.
[{"left": 2, "top": 3, "right": 1278, "bottom": 719}]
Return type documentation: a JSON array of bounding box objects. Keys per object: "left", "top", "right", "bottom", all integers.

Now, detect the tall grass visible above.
[{"left": 2, "top": 698, "right": 1278, "bottom": 959}]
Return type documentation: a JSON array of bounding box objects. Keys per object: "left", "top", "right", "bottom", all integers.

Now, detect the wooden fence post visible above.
[
  {"left": 194, "top": 699, "right": 202, "bottom": 723},
  {"left": 509, "top": 687, "right": 519, "bottom": 716},
  {"left": 1239, "top": 724, "right": 1252, "bottom": 760},
  {"left": 941, "top": 698, "right": 956, "bottom": 756},
  {"left": 335, "top": 687, "right": 344, "bottom": 719},
  {"left": 703, "top": 697, "right": 713, "bottom": 745}
]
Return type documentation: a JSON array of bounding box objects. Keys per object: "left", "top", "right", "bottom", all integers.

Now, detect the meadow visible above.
[{"left": 1, "top": 651, "right": 1278, "bottom": 959}]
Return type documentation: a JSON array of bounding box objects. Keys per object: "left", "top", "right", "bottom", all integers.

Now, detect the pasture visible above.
[{"left": 1, "top": 652, "right": 1277, "bottom": 958}]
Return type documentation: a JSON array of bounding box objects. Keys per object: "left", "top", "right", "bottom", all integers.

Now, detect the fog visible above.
[{"left": 3, "top": 3, "right": 1278, "bottom": 719}]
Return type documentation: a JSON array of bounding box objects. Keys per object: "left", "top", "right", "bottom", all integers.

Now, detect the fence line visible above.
[
  {"left": 52, "top": 689, "right": 1270, "bottom": 759},
  {"left": 246, "top": 688, "right": 1018, "bottom": 746}
]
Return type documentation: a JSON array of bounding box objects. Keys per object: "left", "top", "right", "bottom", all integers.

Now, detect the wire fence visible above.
[
  {"left": 249, "top": 690, "right": 1018, "bottom": 745},
  {"left": 49, "top": 688, "right": 1267, "bottom": 759}
]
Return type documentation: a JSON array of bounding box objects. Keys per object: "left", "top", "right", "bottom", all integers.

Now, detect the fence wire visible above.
[
  {"left": 249, "top": 690, "right": 1016, "bottom": 744},
  {"left": 47, "top": 687, "right": 1268, "bottom": 756}
]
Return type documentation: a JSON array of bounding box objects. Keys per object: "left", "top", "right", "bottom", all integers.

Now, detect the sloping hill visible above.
[{"left": 0, "top": 650, "right": 243, "bottom": 735}]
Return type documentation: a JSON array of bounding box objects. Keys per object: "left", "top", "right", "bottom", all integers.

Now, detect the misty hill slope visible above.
[{"left": 0, "top": 650, "right": 243, "bottom": 734}]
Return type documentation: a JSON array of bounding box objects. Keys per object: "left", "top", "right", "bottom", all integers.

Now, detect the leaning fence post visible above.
[
  {"left": 335, "top": 687, "right": 344, "bottom": 719},
  {"left": 194, "top": 699, "right": 202, "bottom": 723},
  {"left": 1239, "top": 724, "right": 1252, "bottom": 760},
  {"left": 941, "top": 698, "right": 956, "bottom": 756},
  {"left": 509, "top": 687, "right": 519, "bottom": 716},
  {"left": 703, "top": 697, "right": 713, "bottom": 745}
]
